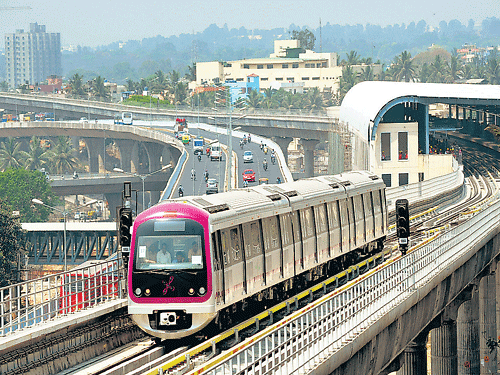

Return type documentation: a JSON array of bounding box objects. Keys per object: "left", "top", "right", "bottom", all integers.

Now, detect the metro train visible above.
[{"left": 127, "top": 171, "right": 388, "bottom": 340}]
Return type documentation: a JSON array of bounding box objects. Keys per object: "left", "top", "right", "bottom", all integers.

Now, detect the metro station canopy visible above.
[{"left": 339, "top": 81, "right": 500, "bottom": 142}]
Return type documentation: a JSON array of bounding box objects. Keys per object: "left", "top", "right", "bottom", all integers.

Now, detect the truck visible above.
[
  {"left": 175, "top": 118, "right": 187, "bottom": 133},
  {"left": 210, "top": 142, "right": 222, "bottom": 161},
  {"left": 193, "top": 137, "right": 204, "bottom": 155}
]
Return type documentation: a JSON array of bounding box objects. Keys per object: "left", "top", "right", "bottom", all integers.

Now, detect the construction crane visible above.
[{"left": 0, "top": 6, "right": 32, "bottom": 11}]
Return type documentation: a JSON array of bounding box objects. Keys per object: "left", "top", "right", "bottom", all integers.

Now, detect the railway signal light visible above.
[
  {"left": 396, "top": 199, "right": 410, "bottom": 254},
  {"left": 118, "top": 207, "right": 133, "bottom": 250}
]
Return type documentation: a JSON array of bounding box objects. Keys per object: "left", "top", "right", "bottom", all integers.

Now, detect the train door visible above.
[
  {"left": 327, "top": 201, "right": 342, "bottom": 259},
  {"left": 363, "top": 193, "right": 376, "bottom": 243},
  {"left": 212, "top": 232, "right": 225, "bottom": 305},
  {"left": 279, "top": 213, "right": 295, "bottom": 280},
  {"left": 300, "top": 208, "right": 316, "bottom": 270},
  {"left": 261, "top": 216, "right": 282, "bottom": 287},
  {"left": 314, "top": 204, "right": 329, "bottom": 264},
  {"left": 290, "top": 211, "right": 303, "bottom": 273},
  {"left": 372, "top": 190, "right": 383, "bottom": 237},
  {"left": 220, "top": 227, "right": 245, "bottom": 304},
  {"left": 241, "top": 221, "right": 264, "bottom": 295},
  {"left": 338, "top": 199, "right": 351, "bottom": 253}
]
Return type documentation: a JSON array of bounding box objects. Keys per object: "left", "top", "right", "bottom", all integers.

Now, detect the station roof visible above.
[{"left": 339, "top": 81, "right": 500, "bottom": 141}]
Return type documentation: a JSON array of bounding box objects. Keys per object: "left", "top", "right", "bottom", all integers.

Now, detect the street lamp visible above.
[
  {"left": 113, "top": 163, "right": 173, "bottom": 210},
  {"left": 32, "top": 198, "right": 97, "bottom": 271}
]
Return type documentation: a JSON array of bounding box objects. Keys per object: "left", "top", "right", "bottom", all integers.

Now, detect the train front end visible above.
[{"left": 128, "top": 202, "right": 216, "bottom": 340}]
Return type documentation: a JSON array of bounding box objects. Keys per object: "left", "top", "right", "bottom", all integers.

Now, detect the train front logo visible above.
[{"left": 162, "top": 276, "right": 175, "bottom": 295}]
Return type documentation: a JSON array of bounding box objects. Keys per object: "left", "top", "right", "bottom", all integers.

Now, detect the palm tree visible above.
[
  {"left": 428, "top": 55, "right": 448, "bottom": 83},
  {"left": 345, "top": 51, "right": 360, "bottom": 66},
  {"left": 360, "top": 65, "right": 375, "bottom": 81},
  {"left": 47, "top": 136, "right": 78, "bottom": 174},
  {"left": 392, "top": 51, "right": 416, "bottom": 82},
  {"left": 245, "top": 90, "right": 264, "bottom": 109},
  {"left": 305, "top": 87, "right": 324, "bottom": 111},
  {"left": 68, "top": 73, "right": 86, "bottom": 98},
  {"left": 0, "top": 137, "right": 25, "bottom": 171},
  {"left": 419, "top": 63, "right": 432, "bottom": 83},
  {"left": 22, "top": 136, "right": 51, "bottom": 171},
  {"left": 447, "top": 55, "right": 461, "bottom": 83},
  {"left": 486, "top": 55, "right": 500, "bottom": 84},
  {"left": 338, "top": 65, "right": 358, "bottom": 102},
  {"left": 91, "top": 76, "right": 110, "bottom": 101},
  {"left": 185, "top": 63, "right": 196, "bottom": 82}
]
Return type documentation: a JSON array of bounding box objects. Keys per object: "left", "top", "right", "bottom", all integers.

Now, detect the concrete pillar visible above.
[
  {"left": 328, "top": 130, "right": 343, "bottom": 174},
  {"left": 143, "top": 142, "right": 164, "bottom": 172},
  {"left": 84, "top": 138, "right": 104, "bottom": 174},
  {"left": 479, "top": 273, "right": 497, "bottom": 374},
  {"left": 272, "top": 136, "right": 293, "bottom": 165},
  {"left": 396, "top": 333, "right": 427, "bottom": 375},
  {"left": 431, "top": 320, "right": 458, "bottom": 375},
  {"left": 457, "top": 290, "right": 480, "bottom": 375},
  {"left": 104, "top": 192, "right": 123, "bottom": 219},
  {"left": 299, "top": 139, "right": 319, "bottom": 178},
  {"left": 161, "top": 145, "right": 174, "bottom": 168},
  {"left": 115, "top": 139, "right": 139, "bottom": 173}
]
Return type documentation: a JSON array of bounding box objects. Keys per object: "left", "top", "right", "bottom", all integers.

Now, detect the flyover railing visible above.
[
  {"left": 192, "top": 190, "right": 500, "bottom": 374},
  {"left": 0, "top": 257, "right": 125, "bottom": 337}
]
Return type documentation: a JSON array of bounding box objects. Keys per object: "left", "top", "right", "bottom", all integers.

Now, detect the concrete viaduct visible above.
[
  {"left": 0, "top": 121, "right": 183, "bottom": 215},
  {"left": 0, "top": 93, "right": 345, "bottom": 177}
]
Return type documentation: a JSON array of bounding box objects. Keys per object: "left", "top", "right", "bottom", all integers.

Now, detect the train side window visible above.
[
  {"left": 347, "top": 198, "right": 355, "bottom": 225},
  {"left": 363, "top": 193, "right": 373, "bottom": 215},
  {"left": 314, "top": 204, "right": 327, "bottom": 234},
  {"left": 251, "top": 221, "right": 263, "bottom": 256},
  {"left": 300, "top": 208, "right": 314, "bottom": 239},
  {"left": 327, "top": 201, "right": 340, "bottom": 229},
  {"left": 220, "top": 229, "right": 231, "bottom": 266},
  {"left": 279, "top": 213, "right": 292, "bottom": 246},
  {"left": 372, "top": 190, "right": 381, "bottom": 214},
  {"left": 291, "top": 211, "right": 302, "bottom": 243},
  {"left": 353, "top": 196, "right": 363, "bottom": 221},
  {"left": 262, "top": 216, "right": 280, "bottom": 251},
  {"left": 229, "top": 227, "right": 242, "bottom": 262},
  {"left": 339, "top": 199, "right": 348, "bottom": 225}
]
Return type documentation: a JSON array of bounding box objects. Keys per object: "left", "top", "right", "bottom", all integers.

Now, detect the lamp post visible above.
[
  {"left": 32, "top": 198, "right": 97, "bottom": 271},
  {"left": 113, "top": 164, "right": 172, "bottom": 210}
]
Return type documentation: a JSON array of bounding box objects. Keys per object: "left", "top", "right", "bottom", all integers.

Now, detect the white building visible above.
[{"left": 196, "top": 39, "right": 380, "bottom": 96}]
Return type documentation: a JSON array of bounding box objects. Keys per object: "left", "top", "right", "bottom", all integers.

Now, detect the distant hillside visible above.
[{"left": 4, "top": 17, "right": 500, "bottom": 85}]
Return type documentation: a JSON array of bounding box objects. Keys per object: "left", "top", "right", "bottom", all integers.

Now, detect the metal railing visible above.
[
  {"left": 194, "top": 194, "right": 500, "bottom": 374},
  {"left": 0, "top": 257, "right": 124, "bottom": 337}
]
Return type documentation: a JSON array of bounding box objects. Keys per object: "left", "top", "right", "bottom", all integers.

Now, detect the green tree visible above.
[
  {"left": 0, "top": 137, "right": 25, "bottom": 171},
  {"left": 0, "top": 169, "right": 57, "bottom": 222},
  {"left": 419, "top": 63, "right": 432, "bottom": 83},
  {"left": 22, "top": 136, "right": 51, "bottom": 171},
  {"left": 47, "top": 136, "right": 79, "bottom": 174},
  {"left": 338, "top": 65, "right": 358, "bottom": 102},
  {"left": 185, "top": 63, "right": 196, "bottom": 82},
  {"left": 392, "top": 51, "right": 416, "bottom": 82},
  {"left": 68, "top": 73, "right": 86, "bottom": 98},
  {"left": 245, "top": 89, "right": 264, "bottom": 109},
  {"left": 360, "top": 65, "right": 375, "bottom": 81},
  {"left": 305, "top": 87, "right": 324, "bottom": 111},
  {"left": 486, "top": 54, "right": 500, "bottom": 84},
  {"left": 291, "top": 28, "right": 315, "bottom": 50},
  {"left": 428, "top": 55, "right": 449, "bottom": 83},
  {"left": 0, "top": 81, "right": 8, "bottom": 92},
  {"left": 0, "top": 201, "right": 27, "bottom": 286},
  {"left": 90, "top": 76, "right": 110, "bottom": 101},
  {"left": 345, "top": 51, "right": 361, "bottom": 66}
]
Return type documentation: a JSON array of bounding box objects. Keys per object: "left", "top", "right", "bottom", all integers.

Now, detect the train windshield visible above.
[{"left": 133, "top": 219, "right": 205, "bottom": 271}]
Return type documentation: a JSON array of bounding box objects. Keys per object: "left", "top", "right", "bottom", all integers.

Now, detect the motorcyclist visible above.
[
  {"left": 263, "top": 159, "right": 268, "bottom": 171},
  {"left": 191, "top": 168, "right": 196, "bottom": 180},
  {"left": 204, "top": 169, "right": 209, "bottom": 182},
  {"left": 178, "top": 185, "right": 184, "bottom": 197},
  {"left": 243, "top": 180, "right": 248, "bottom": 188},
  {"left": 260, "top": 141, "right": 264, "bottom": 151},
  {"left": 247, "top": 134, "right": 251, "bottom": 143},
  {"left": 276, "top": 177, "right": 281, "bottom": 184},
  {"left": 197, "top": 153, "right": 202, "bottom": 162},
  {"left": 271, "top": 150, "right": 276, "bottom": 164},
  {"left": 243, "top": 135, "right": 247, "bottom": 144},
  {"left": 240, "top": 139, "right": 244, "bottom": 148}
]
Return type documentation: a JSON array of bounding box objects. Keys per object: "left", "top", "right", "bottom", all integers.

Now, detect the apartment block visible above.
[{"left": 5, "top": 23, "right": 61, "bottom": 89}]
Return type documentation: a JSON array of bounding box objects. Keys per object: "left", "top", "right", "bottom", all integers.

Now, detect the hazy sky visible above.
[{"left": 1, "top": 0, "right": 499, "bottom": 48}]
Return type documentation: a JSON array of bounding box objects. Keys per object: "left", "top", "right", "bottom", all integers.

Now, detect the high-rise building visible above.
[{"left": 5, "top": 23, "right": 61, "bottom": 89}]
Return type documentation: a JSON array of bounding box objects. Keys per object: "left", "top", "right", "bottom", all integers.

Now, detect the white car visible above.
[
  {"left": 243, "top": 150, "right": 254, "bottom": 163},
  {"left": 79, "top": 117, "right": 88, "bottom": 123}
]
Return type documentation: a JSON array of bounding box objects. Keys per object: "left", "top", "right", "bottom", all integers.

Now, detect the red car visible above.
[{"left": 242, "top": 169, "right": 255, "bottom": 182}]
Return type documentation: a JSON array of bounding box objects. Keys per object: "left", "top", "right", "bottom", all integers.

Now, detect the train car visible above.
[{"left": 127, "top": 171, "right": 387, "bottom": 340}]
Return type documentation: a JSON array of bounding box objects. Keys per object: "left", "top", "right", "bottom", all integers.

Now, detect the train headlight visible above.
[
  {"left": 199, "top": 287, "right": 206, "bottom": 295},
  {"left": 145, "top": 289, "right": 151, "bottom": 296},
  {"left": 134, "top": 288, "right": 142, "bottom": 296},
  {"left": 188, "top": 288, "right": 195, "bottom": 295}
]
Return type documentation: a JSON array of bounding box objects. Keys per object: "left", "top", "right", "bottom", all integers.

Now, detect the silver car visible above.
[
  {"left": 243, "top": 150, "right": 254, "bottom": 163},
  {"left": 206, "top": 178, "right": 218, "bottom": 194}
]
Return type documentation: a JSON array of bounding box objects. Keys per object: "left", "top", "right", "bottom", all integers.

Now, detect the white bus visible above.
[{"left": 122, "top": 112, "right": 133, "bottom": 125}]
